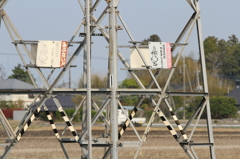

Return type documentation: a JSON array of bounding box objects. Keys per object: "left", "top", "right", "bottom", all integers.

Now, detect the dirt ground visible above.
[{"left": 1, "top": 121, "right": 240, "bottom": 159}]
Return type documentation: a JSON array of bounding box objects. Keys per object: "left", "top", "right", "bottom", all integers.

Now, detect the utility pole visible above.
[
  {"left": 82, "top": 0, "right": 92, "bottom": 158},
  {"left": 183, "top": 56, "right": 186, "bottom": 120},
  {"left": 108, "top": 0, "right": 118, "bottom": 157}
]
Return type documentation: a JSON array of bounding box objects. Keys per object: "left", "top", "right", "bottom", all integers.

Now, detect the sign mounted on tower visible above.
[
  {"left": 148, "top": 42, "right": 172, "bottom": 69},
  {"left": 32, "top": 41, "right": 68, "bottom": 68},
  {"left": 130, "top": 42, "right": 172, "bottom": 69}
]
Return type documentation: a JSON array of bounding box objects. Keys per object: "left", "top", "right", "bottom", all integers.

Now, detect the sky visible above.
[{"left": 0, "top": 0, "right": 240, "bottom": 88}]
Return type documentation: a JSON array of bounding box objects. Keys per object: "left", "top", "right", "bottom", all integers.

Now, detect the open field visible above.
[{"left": 1, "top": 121, "right": 240, "bottom": 159}]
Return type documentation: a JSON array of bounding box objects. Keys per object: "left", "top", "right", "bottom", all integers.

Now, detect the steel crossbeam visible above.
[{"left": 0, "top": 0, "right": 8, "bottom": 10}]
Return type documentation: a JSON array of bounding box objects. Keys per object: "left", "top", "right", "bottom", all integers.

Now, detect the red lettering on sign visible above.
[
  {"left": 60, "top": 41, "right": 68, "bottom": 67},
  {"left": 166, "top": 42, "right": 172, "bottom": 68}
]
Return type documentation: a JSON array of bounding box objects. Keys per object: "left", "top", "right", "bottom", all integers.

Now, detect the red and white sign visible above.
[
  {"left": 148, "top": 42, "right": 172, "bottom": 69},
  {"left": 166, "top": 42, "right": 172, "bottom": 69},
  {"left": 60, "top": 41, "right": 68, "bottom": 67},
  {"left": 36, "top": 41, "right": 68, "bottom": 67}
]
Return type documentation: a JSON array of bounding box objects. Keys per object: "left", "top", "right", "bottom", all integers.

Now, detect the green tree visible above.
[
  {"left": 210, "top": 96, "right": 238, "bottom": 119},
  {"left": 220, "top": 35, "right": 240, "bottom": 79},
  {"left": 141, "top": 34, "right": 161, "bottom": 45},
  {"left": 204, "top": 35, "right": 240, "bottom": 79},
  {"left": 119, "top": 78, "right": 139, "bottom": 88},
  {"left": 204, "top": 36, "right": 219, "bottom": 55},
  {"left": 8, "top": 64, "right": 33, "bottom": 84},
  {"left": 204, "top": 36, "right": 222, "bottom": 76},
  {"left": 187, "top": 96, "right": 238, "bottom": 119},
  {"left": 119, "top": 78, "right": 139, "bottom": 106},
  {"left": 203, "top": 35, "right": 240, "bottom": 96}
]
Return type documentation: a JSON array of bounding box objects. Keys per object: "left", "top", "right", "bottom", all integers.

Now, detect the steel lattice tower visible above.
[{"left": 0, "top": 0, "right": 216, "bottom": 158}]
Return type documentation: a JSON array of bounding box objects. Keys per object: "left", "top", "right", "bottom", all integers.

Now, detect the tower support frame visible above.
[{"left": 0, "top": 0, "right": 216, "bottom": 158}]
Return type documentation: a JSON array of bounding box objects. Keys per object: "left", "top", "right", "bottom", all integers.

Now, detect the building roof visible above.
[
  {"left": 30, "top": 95, "right": 77, "bottom": 111},
  {"left": 0, "top": 79, "right": 34, "bottom": 89},
  {"left": 226, "top": 87, "right": 240, "bottom": 105}
]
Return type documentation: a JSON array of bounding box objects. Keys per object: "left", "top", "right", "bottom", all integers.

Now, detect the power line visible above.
[
  {"left": 0, "top": 52, "right": 109, "bottom": 60},
  {"left": 0, "top": 53, "right": 20, "bottom": 56},
  {"left": 0, "top": 53, "right": 129, "bottom": 63}
]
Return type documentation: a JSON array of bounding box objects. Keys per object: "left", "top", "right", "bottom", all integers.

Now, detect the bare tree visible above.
[{"left": 0, "top": 64, "right": 6, "bottom": 80}]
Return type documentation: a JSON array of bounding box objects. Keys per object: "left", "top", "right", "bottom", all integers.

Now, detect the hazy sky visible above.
[{"left": 0, "top": 0, "right": 240, "bottom": 87}]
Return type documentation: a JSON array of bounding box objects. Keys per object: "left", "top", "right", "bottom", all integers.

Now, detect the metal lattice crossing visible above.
[{"left": 0, "top": 0, "right": 216, "bottom": 158}]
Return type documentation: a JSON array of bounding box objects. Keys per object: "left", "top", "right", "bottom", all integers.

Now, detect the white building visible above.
[{"left": 0, "top": 79, "right": 37, "bottom": 108}]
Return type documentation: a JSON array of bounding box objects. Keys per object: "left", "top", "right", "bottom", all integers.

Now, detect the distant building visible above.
[
  {"left": 29, "top": 95, "right": 77, "bottom": 119},
  {"left": 226, "top": 86, "right": 240, "bottom": 109},
  {"left": 30, "top": 95, "right": 77, "bottom": 112},
  {"left": 0, "top": 79, "right": 37, "bottom": 108}
]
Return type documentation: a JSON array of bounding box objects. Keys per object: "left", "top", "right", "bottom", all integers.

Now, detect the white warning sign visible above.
[
  {"left": 36, "top": 41, "right": 68, "bottom": 68},
  {"left": 148, "top": 42, "right": 172, "bottom": 69}
]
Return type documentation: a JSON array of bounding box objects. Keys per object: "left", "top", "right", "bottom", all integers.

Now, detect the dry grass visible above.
[{"left": 1, "top": 120, "right": 240, "bottom": 158}]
